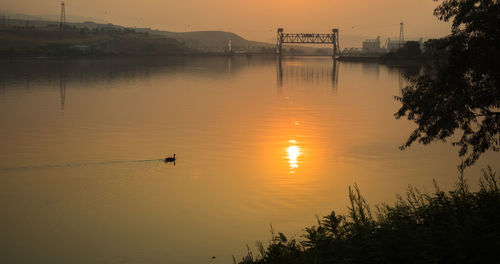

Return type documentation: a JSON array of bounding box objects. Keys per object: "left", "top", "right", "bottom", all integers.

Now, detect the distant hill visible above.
[
  {"left": 1, "top": 10, "right": 272, "bottom": 52},
  {"left": 148, "top": 30, "right": 272, "bottom": 52},
  {"left": 1, "top": 10, "right": 331, "bottom": 55}
]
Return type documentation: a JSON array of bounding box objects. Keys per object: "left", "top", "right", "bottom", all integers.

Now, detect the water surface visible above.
[{"left": 0, "top": 56, "right": 497, "bottom": 264}]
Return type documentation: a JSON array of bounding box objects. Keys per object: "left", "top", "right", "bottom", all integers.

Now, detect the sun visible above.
[{"left": 286, "top": 140, "right": 301, "bottom": 173}]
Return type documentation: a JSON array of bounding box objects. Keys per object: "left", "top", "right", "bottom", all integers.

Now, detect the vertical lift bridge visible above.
[{"left": 277, "top": 28, "right": 340, "bottom": 58}]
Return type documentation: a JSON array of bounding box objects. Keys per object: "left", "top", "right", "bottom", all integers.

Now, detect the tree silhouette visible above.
[{"left": 395, "top": 0, "right": 500, "bottom": 168}]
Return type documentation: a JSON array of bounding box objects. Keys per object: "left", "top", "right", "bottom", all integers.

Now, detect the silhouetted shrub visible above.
[{"left": 238, "top": 167, "right": 500, "bottom": 264}]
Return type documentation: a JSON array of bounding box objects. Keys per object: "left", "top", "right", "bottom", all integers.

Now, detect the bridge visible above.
[{"left": 277, "top": 28, "right": 340, "bottom": 58}]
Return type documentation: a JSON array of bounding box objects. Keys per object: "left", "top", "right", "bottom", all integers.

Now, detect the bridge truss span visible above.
[{"left": 277, "top": 28, "right": 340, "bottom": 58}]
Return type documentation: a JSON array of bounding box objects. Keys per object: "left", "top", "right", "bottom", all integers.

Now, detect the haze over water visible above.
[{"left": 0, "top": 57, "right": 497, "bottom": 264}]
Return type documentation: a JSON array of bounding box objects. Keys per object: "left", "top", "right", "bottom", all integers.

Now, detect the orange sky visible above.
[{"left": 2, "top": 0, "right": 451, "bottom": 46}]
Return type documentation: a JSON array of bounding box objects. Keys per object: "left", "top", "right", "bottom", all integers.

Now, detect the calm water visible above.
[{"left": 0, "top": 57, "right": 497, "bottom": 264}]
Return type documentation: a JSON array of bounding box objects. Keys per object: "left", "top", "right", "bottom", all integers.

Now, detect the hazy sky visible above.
[{"left": 2, "top": 0, "right": 451, "bottom": 46}]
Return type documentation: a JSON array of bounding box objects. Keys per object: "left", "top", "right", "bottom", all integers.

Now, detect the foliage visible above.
[
  {"left": 395, "top": 0, "right": 500, "bottom": 169},
  {"left": 238, "top": 167, "right": 500, "bottom": 264},
  {"left": 397, "top": 41, "right": 422, "bottom": 58},
  {"left": 380, "top": 41, "right": 422, "bottom": 61}
]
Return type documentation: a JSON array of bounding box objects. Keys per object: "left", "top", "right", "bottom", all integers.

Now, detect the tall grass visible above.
[{"left": 237, "top": 167, "right": 499, "bottom": 264}]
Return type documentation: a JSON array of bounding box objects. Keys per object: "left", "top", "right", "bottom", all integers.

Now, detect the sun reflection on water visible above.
[{"left": 286, "top": 140, "right": 301, "bottom": 173}]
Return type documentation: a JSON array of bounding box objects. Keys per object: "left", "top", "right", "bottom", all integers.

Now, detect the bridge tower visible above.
[
  {"left": 332, "top": 28, "right": 340, "bottom": 58},
  {"left": 277, "top": 28, "right": 284, "bottom": 55}
]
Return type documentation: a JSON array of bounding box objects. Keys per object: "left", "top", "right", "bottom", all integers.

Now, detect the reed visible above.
[{"left": 238, "top": 166, "right": 500, "bottom": 264}]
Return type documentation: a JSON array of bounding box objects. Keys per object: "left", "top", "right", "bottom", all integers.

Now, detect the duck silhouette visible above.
[{"left": 164, "top": 153, "right": 176, "bottom": 164}]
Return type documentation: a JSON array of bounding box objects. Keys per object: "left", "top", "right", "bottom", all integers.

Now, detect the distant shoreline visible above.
[{"left": 0, "top": 54, "right": 429, "bottom": 67}]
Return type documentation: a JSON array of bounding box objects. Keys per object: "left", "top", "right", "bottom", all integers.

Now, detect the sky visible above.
[{"left": 1, "top": 0, "right": 451, "bottom": 47}]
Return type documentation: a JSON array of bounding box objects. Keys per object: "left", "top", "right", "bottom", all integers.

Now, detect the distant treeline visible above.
[
  {"left": 0, "top": 24, "right": 193, "bottom": 57},
  {"left": 377, "top": 39, "right": 450, "bottom": 63},
  {"left": 237, "top": 167, "right": 499, "bottom": 264}
]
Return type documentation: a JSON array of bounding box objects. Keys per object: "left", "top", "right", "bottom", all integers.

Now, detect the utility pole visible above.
[
  {"left": 399, "top": 21, "right": 404, "bottom": 48},
  {"left": 60, "top": 2, "right": 66, "bottom": 39}
]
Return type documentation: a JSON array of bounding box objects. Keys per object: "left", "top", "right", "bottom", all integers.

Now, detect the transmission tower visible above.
[
  {"left": 399, "top": 21, "right": 404, "bottom": 48},
  {"left": 60, "top": 2, "right": 66, "bottom": 39}
]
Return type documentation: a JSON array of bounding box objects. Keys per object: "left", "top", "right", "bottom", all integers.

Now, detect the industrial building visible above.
[
  {"left": 362, "top": 36, "right": 386, "bottom": 54},
  {"left": 386, "top": 38, "right": 402, "bottom": 52}
]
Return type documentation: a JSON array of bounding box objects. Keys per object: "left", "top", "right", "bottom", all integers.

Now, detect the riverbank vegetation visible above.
[{"left": 237, "top": 167, "right": 499, "bottom": 264}]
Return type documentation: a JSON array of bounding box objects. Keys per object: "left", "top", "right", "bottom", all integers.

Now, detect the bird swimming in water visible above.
[{"left": 165, "top": 153, "right": 176, "bottom": 163}]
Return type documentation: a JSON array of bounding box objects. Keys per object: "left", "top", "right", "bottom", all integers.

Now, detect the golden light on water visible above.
[{"left": 286, "top": 140, "right": 301, "bottom": 173}]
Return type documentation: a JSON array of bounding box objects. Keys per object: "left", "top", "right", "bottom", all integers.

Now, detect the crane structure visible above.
[{"left": 277, "top": 28, "right": 340, "bottom": 58}]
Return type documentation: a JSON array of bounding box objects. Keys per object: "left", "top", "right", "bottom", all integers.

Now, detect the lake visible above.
[{"left": 0, "top": 56, "right": 497, "bottom": 264}]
